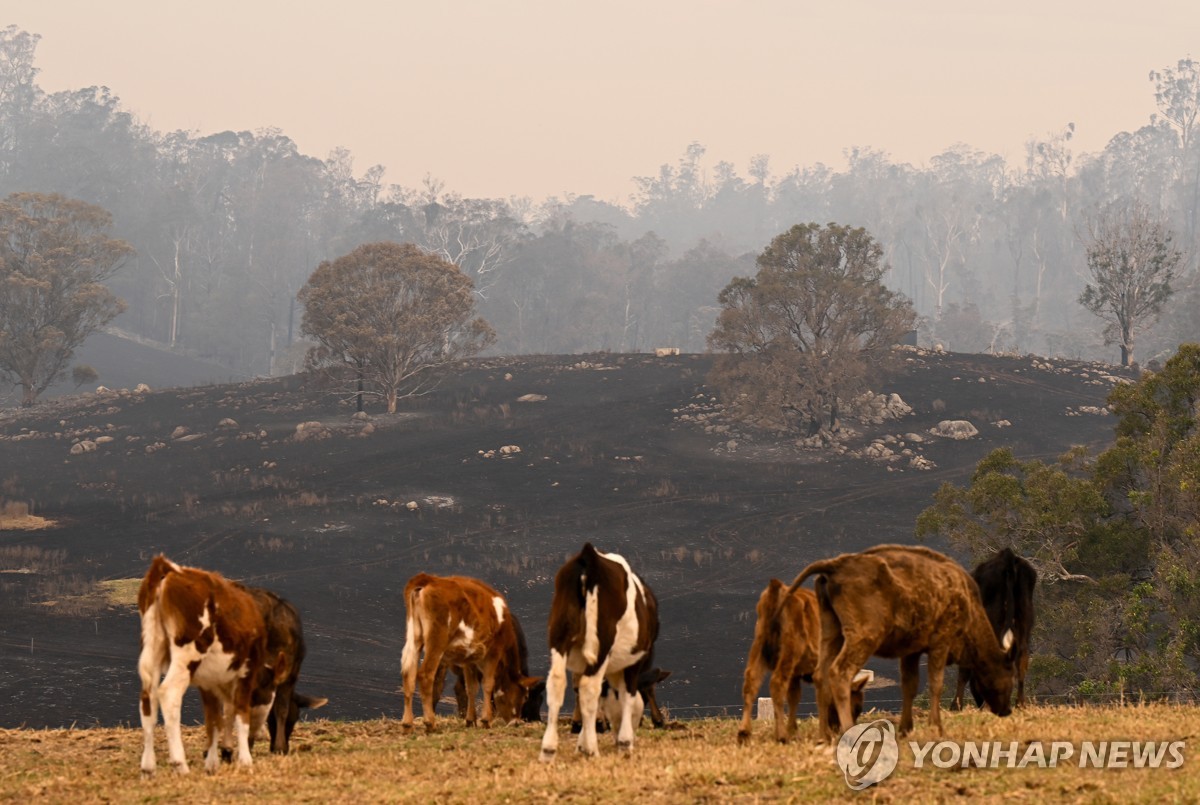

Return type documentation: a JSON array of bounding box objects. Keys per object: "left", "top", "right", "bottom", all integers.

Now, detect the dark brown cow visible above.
[
  {"left": 227, "top": 587, "right": 327, "bottom": 756},
  {"left": 540, "top": 543, "right": 659, "bottom": 761},
  {"left": 787, "top": 545, "right": 1015, "bottom": 741},
  {"left": 951, "top": 547, "right": 1037, "bottom": 711},
  {"left": 737, "top": 579, "right": 872, "bottom": 743},
  {"left": 137, "top": 555, "right": 284, "bottom": 775},
  {"left": 400, "top": 573, "right": 541, "bottom": 733}
]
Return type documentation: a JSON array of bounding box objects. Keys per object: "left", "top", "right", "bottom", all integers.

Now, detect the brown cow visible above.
[
  {"left": 137, "top": 555, "right": 284, "bottom": 775},
  {"left": 400, "top": 573, "right": 541, "bottom": 733},
  {"left": 786, "top": 545, "right": 1015, "bottom": 741},
  {"left": 737, "top": 579, "right": 872, "bottom": 744},
  {"left": 540, "top": 543, "right": 659, "bottom": 761}
]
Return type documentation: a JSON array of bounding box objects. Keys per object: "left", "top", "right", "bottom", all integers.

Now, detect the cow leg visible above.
[
  {"left": 1016, "top": 651, "right": 1029, "bottom": 707},
  {"left": 158, "top": 659, "right": 192, "bottom": 774},
  {"left": 768, "top": 653, "right": 795, "bottom": 744},
  {"left": 950, "top": 667, "right": 968, "bottom": 711},
  {"left": 539, "top": 649, "right": 568, "bottom": 762},
  {"left": 926, "top": 648, "right": 949, "bottom": 737},
  {"left": 575, "top": 667, "right": 607, "bottom": 757},
  {"left": 815, "top": 597, "right": 844, "bottom": 742},
  {"left": 898, "top": 653, "right": 921, "bottom": 736},
  {"left": 737, "top": 641, "right": 766, "bottom": 744},
  {"left": 230, "top": 677, "right": 256, "bottom": 767},
  {"left": 462, "top": 665, "right": 480, "bottom": 727},
  {"left": 399, "top": 626, "right": 422, "bottom": 733},
  {"left": 267, "top": 685, "right": 288, "bottom": 753},
  {"left": 610, "top": 673, "right": 637, "bottom": 755},
  {"left": 785, "top": 674, "right": 803, "bottom": 744},
  {"left": 137, "top": 652, "right": 163, "bottom": 776},
  {"left": 479, "top": 660, "right": 498, "bottom": 729},
  {"left": 416, "top": 639, "right": 448, "bottom": 733},
  {"left": 201, "top": 690, "right": 224, "bottom": 774}
]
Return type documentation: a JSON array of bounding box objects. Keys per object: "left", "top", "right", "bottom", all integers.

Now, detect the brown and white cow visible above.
[
  {"left": 540, "top": 543, "right": 659, "bottom": 761},
  {"left": 787, "top": 544, "right": 1015, "bottom": 741},
  {"left": 436, "top": 608, "right": 546, "bottom": 724},
  {"left": 737, "top": 579, "right": 872, "bottom": 744},
  {"left": 137, "top": 555, "right": 284, "bottom": 775},
  {"left": 400, "top": 573, "right": 541, "bottom": 733},
  {"left": 218, "top": 586, "right": 327, "bottom": 759}
]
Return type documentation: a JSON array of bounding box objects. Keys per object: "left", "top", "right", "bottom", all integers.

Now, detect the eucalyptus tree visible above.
[{"left": 0, "top": 192, "right": 133, "bottom": 405}]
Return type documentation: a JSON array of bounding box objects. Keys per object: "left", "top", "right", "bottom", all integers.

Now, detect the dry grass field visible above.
[{"left": 1, "top": 704, "right": 1196, "bottom": 803}]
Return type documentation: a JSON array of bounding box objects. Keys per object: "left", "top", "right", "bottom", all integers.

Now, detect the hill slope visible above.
[{"left": 0, "top": 350, "right": 1124, "bottom": 728}]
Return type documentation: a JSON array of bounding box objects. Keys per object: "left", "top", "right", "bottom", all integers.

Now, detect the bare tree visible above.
[{"left": 1079, "top": 204, "right": 1182, "bottom": 367}]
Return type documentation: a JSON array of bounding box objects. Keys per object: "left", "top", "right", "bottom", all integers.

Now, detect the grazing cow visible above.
[
  {"left": 571, "top": 667, "right": 673, "bottom": 735},
  {"left": 137, "top": 555, "right": 283, "bottom": 775},
  {"left": 951, "top": 547, "right": 1037, "bottom": 711},
  {"left": 400, "top": 574, "right": 541, "bottom": 733},
  {"left": 438, "top": 610, "right": 546, "bottom": 723},
  {"left": 737, "top": 579, "right": 873, "bottom": 744},
  {"left": 241, "top": 587, "right": 327, "bottom": 754},
  {"left": 786, "top": 544, "right": 1015, "bottom": 740},
  {"left": 540, "top": 543, "right": 659, "bottom": 761}
]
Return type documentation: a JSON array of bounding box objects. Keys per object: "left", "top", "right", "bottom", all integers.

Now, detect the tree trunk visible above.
[
  {"left": 20, "top": 382, "right": 35, "bottom": 407},
  {"left": 1121, "top": 343, "right": 1132, "bottom": 368},
  {"left": 356, "top": 371, "right": 364, "bottom": 413},
  {"left": 386, "top": 388, "right": 398, "bottom": 414}
]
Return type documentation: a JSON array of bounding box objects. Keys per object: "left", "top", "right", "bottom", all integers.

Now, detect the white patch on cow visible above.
[
  {"left": 400, "top": 615, "right": 418, "bottom": 676},
  {"left": 492, "top": 596, "right": 506, "bottom": 625},
  {"left": 1002, "top": 628, "right": 1014, "bottom": 652},
  {"left": 853, "top": 669, "right": 874, "bottom": 686},
  {"left": 583, "top": 586, "right": 600, "bottom": 665},
  {"left": 539, "top": 648, "right": 569, "bottom": 762},
  {"left": 453, "top": 621, "right": 476, "bottom": 648},
  {"left": 604, "top": 561, "right": 647, "bottom": 673}
]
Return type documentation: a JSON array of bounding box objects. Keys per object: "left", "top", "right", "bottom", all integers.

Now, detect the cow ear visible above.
[
  {"left": 851, "top": 669, "right": 874, "bottom": 690},
  {"left": 272, "top": 650, "right": 290, "bottom": 685},
  {"left": 1001, "top": 629, "right": 1015, "bottom": 653},
  {"left": 521, "top": 676, "right": 545, "bottom": 691},
  {"left": 654, "top": 669, "right": 671, "bottom": 684}
]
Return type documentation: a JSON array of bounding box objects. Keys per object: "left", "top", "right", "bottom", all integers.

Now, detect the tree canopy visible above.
[
  {"left": 0, "top": 191, "right": 132, "bottom": 405},
  {"left": 917, "top": 344, "right": 1200, "bottom": 696},
  {"left": 298, "top": 242, "right": 495, "bottom": 413},
  {"left": 707, "top": 223, "right": 916, "bottom": 435}
]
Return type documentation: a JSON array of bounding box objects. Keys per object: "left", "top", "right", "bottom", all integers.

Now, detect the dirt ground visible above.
[{"left": 0, "top": 349, "right": 1125, "bottom": 729}]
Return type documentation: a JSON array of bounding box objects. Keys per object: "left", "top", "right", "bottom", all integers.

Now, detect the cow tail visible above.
[
  {"left": 761, "top": 580, "right": 783, "bottom": 669},
  {"left": 784, "top": 557, "right": 843, "bottom": 599}
]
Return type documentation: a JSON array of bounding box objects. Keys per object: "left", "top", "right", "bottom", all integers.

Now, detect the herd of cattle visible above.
[{"left": 135, "top": 542, "right": 1036, "bottom": 775}]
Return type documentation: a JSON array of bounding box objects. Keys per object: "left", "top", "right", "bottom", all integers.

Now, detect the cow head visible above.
[{"left": 493, "top": 675, "right": 545, "bottom": 723}]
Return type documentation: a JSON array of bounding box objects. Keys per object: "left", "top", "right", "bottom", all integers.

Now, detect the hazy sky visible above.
[{"left": 7, "top": 1, "right": 1199, "bottom": 203}]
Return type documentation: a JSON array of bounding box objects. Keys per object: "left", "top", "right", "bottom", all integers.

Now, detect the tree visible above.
[
  {"left": 298, "top": 242, "right": 495, "bottom": 413},
  {"left": 1079, "top": 204, "right": 1182, "bottom": 367},
  {"left": 707, "top": 223, "right": 916, "bottom": 435},
  {"left": 0, "top": 192, "right": 132, "bottom": 406}
]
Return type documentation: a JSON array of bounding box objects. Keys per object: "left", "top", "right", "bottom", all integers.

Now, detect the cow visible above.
[
  {"left": 137, "top": 555, "right": 284, "bottom": 775},
  {"left": 951, "top": 547, "right": 1037, "bottom": 711},
  {"left": 786, "top": 544, "right": 1015, "bottom": 741},
  {"left": 400, "top": 573, "right": 542, "bottom": 733},
  {"left": 540, "top": 543, "right": 659, "bottom": 762},
  {"left": 737, "top": 579, "right": 873, "bottom": 744},
  {"left": 235, "top": 587, "right": 328, "bottom": 756},
  {"left": 437, "top": 609, "right": 546, "bottom": 723}
]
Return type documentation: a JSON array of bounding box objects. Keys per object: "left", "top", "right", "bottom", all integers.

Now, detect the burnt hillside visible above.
[{"left": 0, "top": 349, "right": 1124, "bottom": 728}]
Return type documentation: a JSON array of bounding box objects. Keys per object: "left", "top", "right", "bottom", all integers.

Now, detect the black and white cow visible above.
[{"left": 540, "top": 543, "right": 659, "bottom": 761}]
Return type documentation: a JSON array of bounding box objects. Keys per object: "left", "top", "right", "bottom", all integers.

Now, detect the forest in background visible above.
[{"left": 2, "top": 25, "right": 1198, "bottom": 381}]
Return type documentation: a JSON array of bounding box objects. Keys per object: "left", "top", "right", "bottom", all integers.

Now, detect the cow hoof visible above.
[
  {"left": 464, "top": 719, "right": 477, "bottom": 728},
  {"left": 776, "top": 736, "right": 790, "bottom": 745},
  {"left": 140, "top": 767, "right": 155, "bottom": 779},
  {"left": 736, "top": 730, "right": 750, "bottom": 746},
  {"left": 424, "top": 723, "right": 437, "bottom": 735},
  {"left": 617, "top": 740, "right": 632, "bottom": 756},
  {"left": 170, "top": 761, "right": 190, "bottom": 776},
  {"left": 539, "top": 748, "right": 556, "bottom": 763},
  {"left": 400, "top": 723, "right": 414, "bottom": 735},
  {"left": 219, "top": 747, "right": 233, "bottom": 764},
  {"left": 480, "top": 719, "right": 491, "bottom": 729}
]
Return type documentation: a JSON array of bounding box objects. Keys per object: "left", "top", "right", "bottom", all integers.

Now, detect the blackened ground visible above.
[{"left": 0, "top": 350, "right": 1124, "bottom": 727}]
